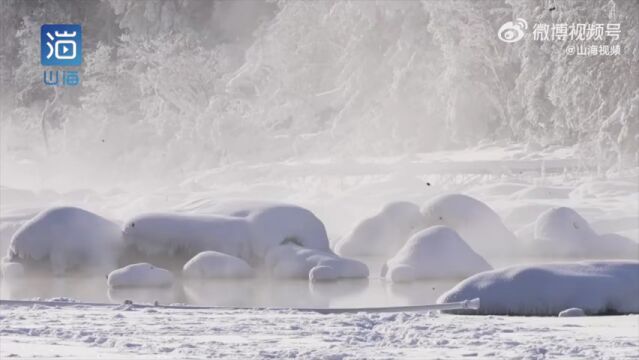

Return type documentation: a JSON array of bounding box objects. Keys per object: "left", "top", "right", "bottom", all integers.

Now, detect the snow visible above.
[
  {"left": 420, "top": 194, "right": 520, "bottom": 257},
  {"left": 526, "top": 207, "right": 639, "bottom": 258},
  {"left": 183, "top": 251, "right": 253, "bottom": 279},
  {"left": 559, "top": 308, "right": 586, "bottom": 317},
  {"left": 4, "top": 207, "right": 123, "bottom": 275},
  {"left": 438, "top": 260, "right": 639, "bottom": 315},
  {"left": 193, "top": 200, "right": 332, "bottom": 259},
  {"left": 122, "top": 213, "right": 252, "bottom": 266},
  {"left": 264, "top": 244, "right": 369, "bottom": 281},
  {"left": 1, "top": 301, "right": 638, "bottom": 359},
  {"left": 107, "top": 263, "right": 174, "bottom": 288},
  {"left": 382, "top": 226, "right": 492, "bottom": 282},
  {"left": 335, "top": 201, "right": 424, "bottom": 257}
]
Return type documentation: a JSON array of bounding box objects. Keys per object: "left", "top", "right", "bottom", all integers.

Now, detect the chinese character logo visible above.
[
  {"left": 41, "top": 24, "right": 82, "bottom": 66},
  {"left": 498, "top": 18, "right": 528, "bottom": 43}
]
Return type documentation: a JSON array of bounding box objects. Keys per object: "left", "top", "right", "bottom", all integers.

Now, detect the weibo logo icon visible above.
[{"left": 498, "top": 18, "right": 528, "bottom": 43}]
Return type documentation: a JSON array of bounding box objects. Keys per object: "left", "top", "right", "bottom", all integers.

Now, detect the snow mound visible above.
[
  {"left": 183, "top": 251, "right": 254, "bottom": 279},
  {"left": 527, "top": 207, "right": 639, "bottom": 258},
  {"left": 382, "top": 226, "right": 492, "bottom": 282},
  {"left": 5, "top": 207, "right": 123, "bottom": 275},
  {"left": 107, "top": 263, "right": 174, "bottom": 288},
  {"left": 122, "top": 213, "right": 252, "bottom": 265},
  {"left": 559, "top": 308, "right": 585, "bottom": 317},
  {"left": 335, "top": 201, "right": 424, "bottom": 257},
  {"left": 264, "top": 244, "right": 369, "bottom": 281},
  {"left": 192, "top": 200, "right": 331, "bottom": 259},
  {"left": 438, "top": 261, "right": 639, "bottom": 315},
  {"left": 421, "top": 194, "right": 519, "bottom": 256}
]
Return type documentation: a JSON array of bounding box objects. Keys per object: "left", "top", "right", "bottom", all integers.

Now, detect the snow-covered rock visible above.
[
  {"left": 122, "top": 213, "right": 252, "bottom": 264},
  {"left": 201, "top": 201, "right": 331, "bottom": 259},
  {"left": 558, "top": 308, "right": 585, "bottom": 317},
  {"left": 107, "top": 263, "right": 174, "bottom": 288},
  {"left": 5, "top": 207, "right": 123, "bottom": 275},
  {"left": 421, "top": 194, "right": 519, "bottom": 256},
  {"left": 264, "top": 244, "right": 369, "bottom": 281},
  {"left": 438, "top": 260, "right": 639, "bottom": 315},
  {"left": 183, "top": 251, "right": 254, "bottom": 279},
  {"left": 527, "top": 207, "right": 639, "bottom": 258},
  {"left": 382, "top": 226, "right": 492, "bottom": 282},
  {"left": 335, "top": 201, "right": 425, "bottom": 257}
]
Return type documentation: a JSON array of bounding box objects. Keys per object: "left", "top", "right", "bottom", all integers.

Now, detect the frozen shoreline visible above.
[{"left": 1, "top": 302, "right": 637, "bottom": 359}]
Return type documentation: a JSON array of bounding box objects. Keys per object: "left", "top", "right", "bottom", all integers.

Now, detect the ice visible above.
[
  {"left": 525, "top": 207, "right": 639, "bottom": 258},
  {"left": 335, "top": 201, "right": 424, "bottom": 257},
  {"left": 438, "top": 260, "right": 639, "bottom": 315},
  {"left": 4, "top": 207, "right": 123, "bottom": 275},
  {"left": 183, "top": 251, "right": 253, "bottom": 279},
  {"left": 107, "top": 263, "right": 174, "bottom": 288},
  {"left": 382, "top": 226, "right": 492, "bottom": 282},
  {"left": 420, "top": 194, "right": 520, "bottom": 257}
]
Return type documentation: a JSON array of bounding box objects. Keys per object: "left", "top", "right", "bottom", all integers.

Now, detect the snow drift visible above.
[
  {"left": 526, "top": 207, "right": 639, "bottom": 258},
  {"left": 421, "top": 194, "right": 520, "bottom": 257},
  {"left": 382, "top": 226, "right": 492, "bottom": 282},
  {"left": 107, "top": 263, "right": 174, "bottom": 288},
  {"left": 183, "top": 251, "right": 253, "bottom": 279},
  {"left": 264, "top": 244, "right": 369, "bottom": 281},
  {"left": 335, "top": 201, "right": 424, "bottom": 257},
  {"left": 4, "top": 207, "right": 123, "bottom": 275},
  {"left": 438, "top": 260, "right": 639, "bottom": 315}
]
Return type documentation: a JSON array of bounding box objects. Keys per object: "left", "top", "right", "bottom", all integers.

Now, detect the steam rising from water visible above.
[{"left": 1, "top": 0, "right": 637, "bottom": 189}]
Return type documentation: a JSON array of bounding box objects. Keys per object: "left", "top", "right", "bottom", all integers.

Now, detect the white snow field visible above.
[
  {"left": 382, "top": 226, "right": 492, "bottom": 282},
  {"left": 438, "top": 260, "right": 639, "bottom": 316},
  {"left": 1, "top": 301, "right": 638, "bottom": 359},
  {"left": 335, "top": 201, "right": 424, "bottom": 257},
  {"left": 183, "top": 251, "right": 254, "bottom": 279}
]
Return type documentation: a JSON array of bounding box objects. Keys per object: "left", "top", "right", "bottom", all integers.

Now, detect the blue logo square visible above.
[{"left": 41, "top": 24, "right": 82, "bottom": 66}]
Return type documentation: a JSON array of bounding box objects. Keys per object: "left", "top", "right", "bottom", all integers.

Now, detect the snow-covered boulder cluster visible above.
[
  {"left": 4, "top": 207, "right": 123, "bottom": 275},
  {"left": 525, "top": 207, "right": 639, "bottom": 258},
  {"left": 420, "top": 194, "right": 520, "bottom": 256},
  {"left": 107, "top": 263, "right": 174, "bottom": 288},
  {"left": 335, "top": 201, "right": 424, "bottom": 257},
  {"left": 438, "top": 261, "right": 639, "bottom": 315},
  {"left": 183, "top": 251, "right": 253, "bottom": 279},
  {"left": 382, "top": 226, "right": 492, "bottom": 282},
  {"left": 122, "top": 213, "right": 252, "bottom": 265},
  {"left": 265, "top": 244, "right": 369, "bottom": 281}
]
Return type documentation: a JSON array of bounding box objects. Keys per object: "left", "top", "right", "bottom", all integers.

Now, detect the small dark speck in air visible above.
[
  {"left": 549, "top": 6, "right": 556, "bottom": 11},
  {"left": 426, "top": 182, "right": 431, "bottom": 186}
]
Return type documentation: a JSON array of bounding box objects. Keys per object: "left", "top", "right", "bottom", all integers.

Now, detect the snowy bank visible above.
[
  {"left": 382, "top": 226, "right": 492, "bottom": 282},
  {"left": 183, "top": 251, "right": 254, "bottom": 279},
  {"left": 438, "top": 260, "right": 639, "bottom": 315},
  {"left": 107, "top": 263, "right": 174, "bottom": 288},
  {"left": 527, "top": 207, "right": 639, "bottom": 258},
  {"left": 335, "top": 201, "right": 424, "bottom": 257},
  {"left": 5, "top": 207, "right": 123, "bottom": 275},
  {"left": 421, "top": 194, "right": 520, "bottom": 256}
]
